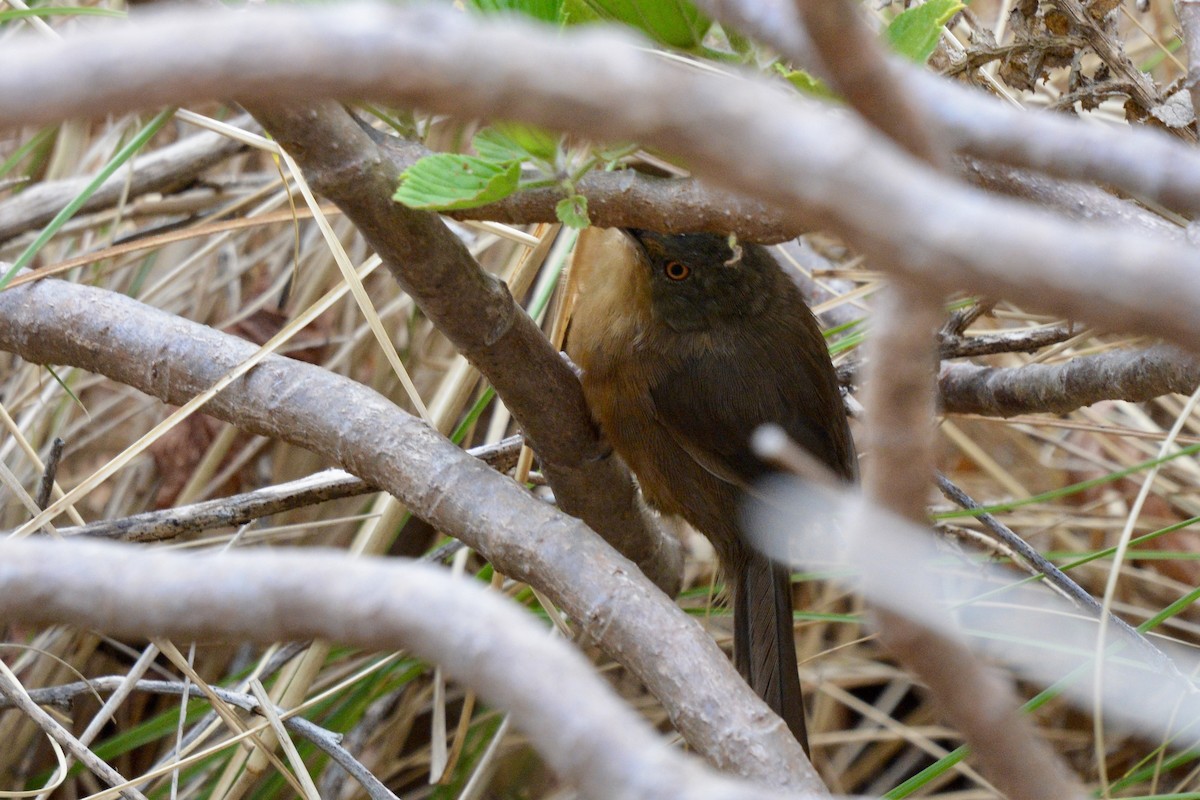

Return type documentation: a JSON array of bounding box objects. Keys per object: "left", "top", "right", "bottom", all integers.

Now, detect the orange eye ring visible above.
[{"left": 664, "top": 261, "right": 691, "bottom": 281}]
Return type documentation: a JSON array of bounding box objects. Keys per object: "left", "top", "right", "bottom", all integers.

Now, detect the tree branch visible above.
[
  {"left": 939, "top": 324, "right": 1076, "bottom": 359},
  {"left": 0, "top": 537, "right": 811, "bottom": 800},
  {"left": 54, "top": 436, "right": 521, "bottom": 542},
  {"left": 1, "top": 5, "right": 1198, "bottom": 354},
  {"left": 934, "top": 472, "right": 1186, "bottom": 684},
  {"left": 0, "top": 276, "right": 818, "bottom": 790},
  {"left": 792, "top": 0, "right": 943, "bottom": 165},
  {"left": 939, "top": 344, "right": 1200, "bottom": 417},
  {"left": 860, "top": 286, "right": 1087, "bottom": 800},
  {"left": 247, "top": 100, "right": 682, "bottom": 595},
  {"left": 0, "top": 119, "right": 250, "bottom": 245},
  {"left": 695, "top": 0, "right": 1200, "bottom": 217}
]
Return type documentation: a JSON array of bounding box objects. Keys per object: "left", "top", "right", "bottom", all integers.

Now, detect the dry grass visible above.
[{"left": 2, "top": 1, "right": 1200, "bottom": 798}]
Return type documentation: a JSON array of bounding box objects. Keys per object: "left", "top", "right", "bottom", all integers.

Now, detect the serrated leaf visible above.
[
  {"left": 495, "top": 122, "right": 559, "bottom": 162},
  {"left": 468, "top": 0, "right": 561, "bottom": 23},
  {"left": 886, "top": 0, "right": 965, "bottom": 63},
  {"left": 471, "top": 128, "right": 529, "bottom": 163},
  {"left": 774, "top": 64, "right": 840, "bottom": 101},
  {"left": 394, "top": 155, "right": 521, "bottom": 211},
  {"left": 581, "top": 0, "right": 711, "bottom": 49},
  {"left": 555, "top": 194, "right": 590, "bottom": 228},
  {"left": 478, "top": 122, "right": 560, "bottom": 163}
]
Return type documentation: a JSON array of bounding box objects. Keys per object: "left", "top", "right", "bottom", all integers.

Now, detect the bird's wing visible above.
[{"left": 648, "top": 333, "right": 854, "bottom": 490}]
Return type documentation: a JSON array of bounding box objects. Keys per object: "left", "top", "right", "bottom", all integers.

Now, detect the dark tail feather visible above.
[{"left": 734, "top": 551, "right": 809, "bottom": 753}]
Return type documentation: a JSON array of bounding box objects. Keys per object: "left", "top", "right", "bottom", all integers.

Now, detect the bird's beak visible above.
[
  {"left": 622, "top": 228, "right": 648, "bottom": 250},
  {"left": 622, "top": 228, "right": 668, "bottom": 260}
]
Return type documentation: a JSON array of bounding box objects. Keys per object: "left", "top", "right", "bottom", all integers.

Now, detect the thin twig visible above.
[
  {"left": 1045, "top": 0, "right": 1167, "bottom": 118},
  {"left": 0, "top": 120, "right": 251, "bottom": 244},
  {"left": 939, "top": 300, "right": 997, "bottom": 339},
  {"left": 0, "top": 662, "right": 149, "bottom": 800},
  {"left": 938, "top": 324, "right": 1075, "bottom": 359},
  {"left": 34, "top": 437, "right": 65, "bottom": 511},
  {"left": 55, "top": 436, "right": 522, "bottom": 542},
  {"left": 935, "top": 472, "right": 1186, "bottom": 682}
]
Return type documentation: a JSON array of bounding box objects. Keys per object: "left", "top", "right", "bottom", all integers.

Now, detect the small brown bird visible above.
[{"left": 567, "top": 228, "right": 856, "bottom": 752}]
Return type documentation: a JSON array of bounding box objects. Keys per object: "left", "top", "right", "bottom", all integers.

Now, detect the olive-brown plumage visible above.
[{"left": 567, "top": 229, "right": 856, "bottom": 752}]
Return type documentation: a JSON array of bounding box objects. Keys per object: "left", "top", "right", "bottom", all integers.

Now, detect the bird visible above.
[{"left": 566, "top": 228, "right": 857, "bottom": 753}]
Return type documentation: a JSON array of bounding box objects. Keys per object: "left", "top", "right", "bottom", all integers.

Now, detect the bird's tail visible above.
[{"left": 734, "top": 550, "right": 809, "bottom": 753}]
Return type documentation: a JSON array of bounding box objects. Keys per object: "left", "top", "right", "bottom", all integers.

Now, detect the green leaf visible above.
[
  {"left": 559, "top": 0, "right": 602, "bottom": 24},
  {"left": 467, "top": 0, "right": 561, "bottom": 23},
  {"left": 1138, "top": 34, "right": 1182, "bottom": 72},
  {"left": 555, "top": 194, "right": 590, "bottom": 228},
  {"left": 774, "top": 64, "right": 840, "bottom": 101},
  {"left": 580, "top": 0, "right": 711, "bottom": 49},
  {"left": 471, "top": 128, "right": 528, "bottom": 163},
  {"left": 886, "top": 0, "right": 965, "bottom": 63},
  {"left": 0, "top": 5, "right": 124, "bottom": 21},
  {"left": 46, "top": 365, "right": 85, "bottom": 413},
  {"left": 474, "top": 122, "right": 559, "bottom": 163},
  {"left": 494, "top": 121, "right": 559, "bottom": 161},
  {"left": 0, "top": 125, "right": 56, "bottom": 181},
  {"left": 394, "top": 154, "right": 521, "bottom": 211}
]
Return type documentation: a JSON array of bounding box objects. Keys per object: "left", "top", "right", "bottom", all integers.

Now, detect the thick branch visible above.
[
  {"left": 696, "top": 0, "right": 1200, "bottom": 217},
  {"left": 0, "top": 6, "right": 1198, "bottom": 353},
  {"left": 840, "top": 340, "right": 1197, "bottom": 418},
  {"left": 793, "top": 0, "right": 943, "bottom": 165},
  {"left": 860, "top": 285, "right": 941, "bottom": 528},
  {"left": 0, "top": 276, "right": 818, "bottom": 790},
  {"left": 0, "top": 538, "right": 808, "bottom": 800},
  {"left": 939, "top": 344, "right": 1200, "bottom": 417},
  {"left": 424, "top": 148, "right": 793, "bottom": 241},
  {"left": 857, "top": 289, "right": 1048, "bottom": 793},
  {"left": 962, "top": 159, "right": 1184, "bottom": 242},
  {"left": 248, "top": 101, "right": 681, "bottom": 595},
  {"left": 0, "top": 103, "right": 1171, "bottom": 252},
  {"left": 320, "top": 132, "right": 1183, "bottom": 247},
  {"left": 861, "top": 286, "right": 1086, "bottom": 800}
]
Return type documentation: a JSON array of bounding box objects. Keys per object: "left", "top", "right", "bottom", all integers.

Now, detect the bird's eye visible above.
[{"left": 663, "top": 261, "right": 691, "bottom": 281}]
